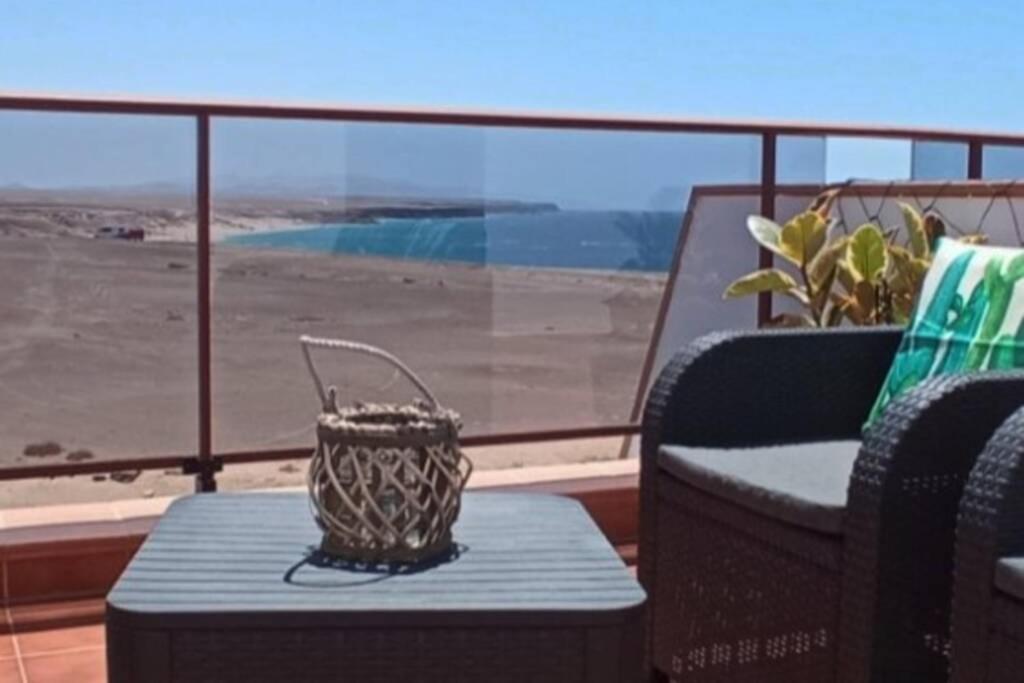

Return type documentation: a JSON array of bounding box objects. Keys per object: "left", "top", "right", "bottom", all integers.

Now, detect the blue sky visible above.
[{"left": 3, "top": 1, "right": 1023, "bottom": 207}]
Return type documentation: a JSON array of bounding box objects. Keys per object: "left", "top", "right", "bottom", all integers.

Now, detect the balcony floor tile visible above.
[
  {"left": 22, "top": 649, "right": 105, "bottom": 683},
  {"left": 0, "top": 658, "right": 24, "bottom": 683}
]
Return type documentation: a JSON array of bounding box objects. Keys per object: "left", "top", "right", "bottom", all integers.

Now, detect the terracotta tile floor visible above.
[{"left": 0, "top": 599, "right": 106, "bottom": 683}]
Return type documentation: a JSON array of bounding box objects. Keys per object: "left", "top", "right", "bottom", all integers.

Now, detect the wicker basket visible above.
[{"left": 301, "top": 336, "right": 472, "bottom": 564}]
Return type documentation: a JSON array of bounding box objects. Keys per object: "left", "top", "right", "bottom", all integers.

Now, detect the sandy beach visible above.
[{"left": 0, "top": 194, "right": 663, "bottom": 505}]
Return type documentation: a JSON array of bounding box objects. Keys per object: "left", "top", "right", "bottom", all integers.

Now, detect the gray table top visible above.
[{"left": 108, "top": 491, "right": 645, "bottom": 629}]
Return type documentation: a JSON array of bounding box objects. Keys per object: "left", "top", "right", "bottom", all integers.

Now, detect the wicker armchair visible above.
[
  {"left": 640, "top": 326, "right": 1024, "bottom": 683},
  {"left": 951, "top": 405, "right": 1024, "bottom": 682}
]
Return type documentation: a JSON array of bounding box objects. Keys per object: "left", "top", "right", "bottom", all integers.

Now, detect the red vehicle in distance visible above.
[{"left": 94, "top": 226, "right": 145, "bottom": 241}]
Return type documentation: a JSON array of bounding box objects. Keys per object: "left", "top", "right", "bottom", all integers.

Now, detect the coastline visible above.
[
  {"left": 0, "top": 189, "right": 678, "bottom": 275},
  {"left": 0, "top": 188, "right": 560, "bottom": 244}
]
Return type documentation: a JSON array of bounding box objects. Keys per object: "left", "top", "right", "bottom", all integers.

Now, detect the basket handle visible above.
[{"left": 300, "top": 336, "right": 441, "bottom": 412}]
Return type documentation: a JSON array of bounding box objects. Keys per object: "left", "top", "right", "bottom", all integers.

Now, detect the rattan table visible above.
[{"left": 106, "top": 491, "right": 645, "bottom": 682}]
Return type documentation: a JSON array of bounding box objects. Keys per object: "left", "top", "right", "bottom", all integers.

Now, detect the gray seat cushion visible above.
[
  {"left": 658, "top": 441, "right": 862, "bottom": 534},
  {"left": 995, "top": 558, "right": 1024, "bottom": 600}
]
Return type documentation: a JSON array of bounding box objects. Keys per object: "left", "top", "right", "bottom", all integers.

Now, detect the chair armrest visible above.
[
  {"left": 840, "top": 371, "right": 1024, "bottom": 682},
  {"left": 950, "top": 404, "right": 1024, "bottom": 681}
]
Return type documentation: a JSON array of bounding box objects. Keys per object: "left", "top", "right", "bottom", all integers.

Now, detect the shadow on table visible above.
[{"left": 283, "top": 543, "right": 467, "bottom": 588}]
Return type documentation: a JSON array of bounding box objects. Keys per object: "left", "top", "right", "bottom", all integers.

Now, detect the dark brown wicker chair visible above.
[
  {"left": 951, "top": 405, "right": 1024, "bottom": 682},
  {"left": 640, "top": 326, "right": 1024, "bottom": 682}
]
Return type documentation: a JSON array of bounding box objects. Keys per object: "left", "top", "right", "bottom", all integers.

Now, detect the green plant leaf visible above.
[
  {"left": 723, "top": 268, "right": 800, "bottom": 299},
  {"left": 811, "top": 262, "right": 838, "bottom": 314},
  {"left": 779, "top": 211, "right": 827, "bottom": 266},
  {"left": 808, "top": 189, "right": 839, "bottom": 219},
  {"left": 847, "top": 224, "right": 889, "bottom": 284},
  {"left": 853, "top": 280, "right": 877, "bottom": 322},
  {"left": 838, "top": 294, "right": 867, "bottom": 325},
  {"left": 887, "top": 245, "right": 913, "bottom": 292},
  {"left": 892, "top": 304, "right": 912, "bottom": 325},
  {"left": 835, "top": 261, "right": 858, "bottom": 294},
  {"left": 886, "top": 245, "right": 931, "bottom": 301},
  {"left": 823, "top": 300, "right": 846, "bottom": 327},
  {"left": 746, "top": 216, "right": 790, "bottom": 261},
  {"left": 900, "top": 202, "right": 929, "bottom": 259},
  {"left": 783, "top": 287, "right": 811, "bottom": 306},
  {"left": 808, "top": 236, "right": 848, "bottom": 289}
]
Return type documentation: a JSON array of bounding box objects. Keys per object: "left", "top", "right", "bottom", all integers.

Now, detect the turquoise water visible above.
[{"left": 225, "top": 210, "right": 683, "bottom": 272}]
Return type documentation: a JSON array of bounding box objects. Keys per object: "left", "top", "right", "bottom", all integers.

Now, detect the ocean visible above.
[{"left": 224, "top": 210, "right": 683, "bottom": 272}]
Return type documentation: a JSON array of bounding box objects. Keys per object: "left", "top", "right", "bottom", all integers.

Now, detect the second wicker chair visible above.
[{"left": 950, "top": 404, "right": 1024, "bottom": 682}]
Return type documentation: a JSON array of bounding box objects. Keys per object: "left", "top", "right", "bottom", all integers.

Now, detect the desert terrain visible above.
[{"left": 0, "top": 193, "right": 663, "bottom": 506}]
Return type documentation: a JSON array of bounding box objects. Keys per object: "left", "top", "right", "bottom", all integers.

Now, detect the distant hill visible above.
[
  {"left": 215, "top": 172, "right": 485, "bottom": 201},
  {"left": 0, "top": 172, "right": 489, "bottom": 203}
]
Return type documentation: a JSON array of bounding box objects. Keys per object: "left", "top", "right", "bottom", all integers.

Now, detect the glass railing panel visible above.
[
  {"left": 983, "top": 144, "right": 1024, "bottom": 179},
  {"left": 0, "top": 112, "right": 197, "bottom": 488},
  {"left": 210, "top": 119, "right": 762, "bottom": 463},
  {"left": 911, "top": 141, "right": 968, "bottom": 180},
  {"left": 778, "top": 135, "right": 826, "bottom": 183},
  {"left": 826, "top": 136, "right": 912, "bottom": 182}
]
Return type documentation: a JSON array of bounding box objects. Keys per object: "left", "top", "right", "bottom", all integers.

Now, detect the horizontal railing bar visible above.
[
  {"left": 215, "top": 423, "right": 642, "bottom": 465},
  {"left": 702, "top": 180, "right": 1024, "bottom": 198},
  {"left": 465, "top": 423, "right": 641, "bottom": 447},
  {"left": 2, "top": 92, "right": 1024, "bottom": 145},
  {"left": 0, "top": 424, "right": 641, "bottom": 481},
  {"left": 0, "top": 455, "right": 190, "bottom": 481},
  {"left": 787, "top": 180, "right": 1024, "bottom": 196}
]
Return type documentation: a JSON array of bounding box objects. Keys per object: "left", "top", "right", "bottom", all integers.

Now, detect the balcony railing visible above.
[{"left": 2, "top": 92, "right": 1024, "bottom": 491}]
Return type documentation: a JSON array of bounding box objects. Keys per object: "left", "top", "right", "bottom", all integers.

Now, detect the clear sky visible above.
[{"left": 3, "top": 1, "right": 1023, "bottom": 207}]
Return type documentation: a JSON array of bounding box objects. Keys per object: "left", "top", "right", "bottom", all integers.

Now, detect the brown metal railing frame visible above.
[{"left": 1, "top": 92, "right": 1020, "bottom": 486}]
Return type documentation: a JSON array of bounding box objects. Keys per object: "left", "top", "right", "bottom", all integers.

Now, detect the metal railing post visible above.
[
  {"left": 757, "top": 132, "right": 777, "bottom": 326},
  {"left": 192, "top": 113, "right": 219, "bottom": 492},
  {"left": 968, "top": 139, "right": 984, "bottom": 179}
]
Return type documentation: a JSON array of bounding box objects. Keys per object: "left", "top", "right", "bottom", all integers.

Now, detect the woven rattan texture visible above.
[
  {"left": 842, "top": 371, "right": 1024, "bottom": 682},
  {"left": 653, "top": 474, "right": 843, "bottom": 681},
  {"left": 952, "top": 406, "right": 1024, "bottom": 681},
  {"left": 309, "top": 403, "right": 470, "bottom": 563},
  {"left": 640, "top": 327, "right": 900, "bottom": 680},
  {"left": 301, "top": 336, "right": 472, "bottom": 563},
  {"left": 641, "top": 327, "right": 1024, "bottom": 682}
]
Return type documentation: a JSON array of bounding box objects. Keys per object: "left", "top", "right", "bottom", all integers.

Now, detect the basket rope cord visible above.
[
  {"left": 300, "top": 335, "right": 440, "bottom": 412},
  {"left": 299, "top": 335, "right": 469, "bottom": 563}
]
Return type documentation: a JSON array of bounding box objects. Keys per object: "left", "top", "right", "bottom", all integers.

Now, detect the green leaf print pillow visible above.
[{"left": 866, "top": 238, "right": 1024, "bottom": 426}]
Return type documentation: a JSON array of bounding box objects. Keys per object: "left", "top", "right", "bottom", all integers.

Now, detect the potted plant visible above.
[{"left": 724, "top": 190, "right": 987, "bottom": 327}]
